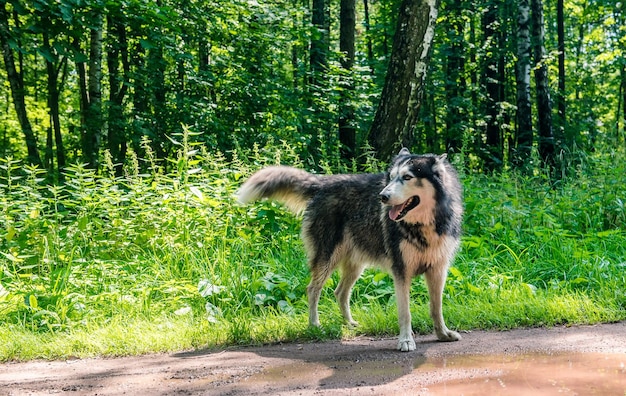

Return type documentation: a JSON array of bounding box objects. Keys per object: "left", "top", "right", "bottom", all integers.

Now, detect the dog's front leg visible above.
[
  {"left": 424, "top": 267, "right": 461, "bottom": 342},
  {"left": 393, "top": 275, "right": 416, "bottom": 352}
]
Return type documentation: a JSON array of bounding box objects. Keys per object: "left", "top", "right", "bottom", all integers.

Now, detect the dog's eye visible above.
[{"left": 402, "top": 175, "right": 413, "bottom": 181}]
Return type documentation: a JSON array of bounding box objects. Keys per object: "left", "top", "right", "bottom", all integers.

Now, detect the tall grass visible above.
[{"left": 0, "top": 137, "right": 625, "bottom": 361}]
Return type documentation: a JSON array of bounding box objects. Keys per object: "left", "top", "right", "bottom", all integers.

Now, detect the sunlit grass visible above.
[{"left": 0, "top": 141, "right": 625, "bottom": 361}]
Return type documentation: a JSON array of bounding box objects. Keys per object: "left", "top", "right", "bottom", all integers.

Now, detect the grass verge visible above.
[{"left": 1, "top": 142, "right": 625, "bottom": 361}]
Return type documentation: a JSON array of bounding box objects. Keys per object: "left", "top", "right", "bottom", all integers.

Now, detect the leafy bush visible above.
[{"left": 0, "top": 140, "right": 625, "bottom": 360}]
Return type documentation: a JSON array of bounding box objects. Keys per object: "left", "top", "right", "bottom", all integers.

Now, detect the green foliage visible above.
[{"left": 1, "top": 142, "right": 625, "bottom": 361}]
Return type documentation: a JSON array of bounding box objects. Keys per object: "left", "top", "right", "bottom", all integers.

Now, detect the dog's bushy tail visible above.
[{"left": 237, "top": 166, "right": 321, "bottom": 214}]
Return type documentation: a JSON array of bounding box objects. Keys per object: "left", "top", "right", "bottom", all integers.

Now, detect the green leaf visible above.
[
  {"left": 28, "top": 294, "right": 39, "bottom": 309},
  {"left": 449, "top": 266, "right": 463, "bottom": 280},
  {"left": 0, "top": 283, "right": 9, "bottom": 301},
  {"left": 189, "top": 186, "right": 203, "bottom": 200},
  {"left": 198, "top": 280, "right": 225, "bottom": 297}
]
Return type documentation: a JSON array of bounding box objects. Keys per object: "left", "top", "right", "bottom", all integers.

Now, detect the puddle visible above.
[
  {"left": 241, "top": 351, "right": 626, "bottom": 394},
  {"left": 419, "top": 352, "right": 626, "bottom": 395}
]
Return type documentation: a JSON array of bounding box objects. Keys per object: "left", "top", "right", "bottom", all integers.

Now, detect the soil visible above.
[{"left": 1, "top": 322, "right": 625, "bottom": 395}]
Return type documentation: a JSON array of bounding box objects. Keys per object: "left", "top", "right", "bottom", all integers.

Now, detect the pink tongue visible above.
[{"left": 389, "top": 203, "right": 405, "bottom": 221}]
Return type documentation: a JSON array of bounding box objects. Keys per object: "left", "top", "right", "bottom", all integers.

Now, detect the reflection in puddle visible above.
[
  {"left": 245, "top": 351, "right": 625, "bottom": 394},
  {"left": 420, "top": 352, "right": 626, "bottom": 395}
]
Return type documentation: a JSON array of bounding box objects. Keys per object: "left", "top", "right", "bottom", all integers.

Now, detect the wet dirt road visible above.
[{"left": 1, "top": 322, "right": 625, "bottom": 395}]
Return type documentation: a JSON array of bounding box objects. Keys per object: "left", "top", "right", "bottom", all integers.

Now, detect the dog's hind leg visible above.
[
  {"left": 334, "top": 262, "right": 363, "bottom": 327},
  {"left": 393, "top": 274, "right": 416, "bottom": 352},
  {"left": 424, "top": 267, "right": 461, "bottom": 342},
  {"left": 307, "top": 262, "right": 333, "bottom": 327}
]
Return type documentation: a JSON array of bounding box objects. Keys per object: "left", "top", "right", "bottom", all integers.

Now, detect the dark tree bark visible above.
[
  {"left": 531, "top": 0, "right": 555, "bottom": 169},
  {"left": 310, "top": 0, "right": 329, "bottom": 81},
  {"left": 443, "top": 0, "right": 466, "bottom": 153},
  {"left": 338, "top": 0, "right": 356, "bottom": 160},
  {"left": 77, "top": 11, "right": 104, "bottom": 169},
  {"left": 363, "top": 0, "right": 375, "bottom": 75},
  {"left": 308, "top": 0, "right": 330, "bottom": 157},
  {"left": 367, "top": 0, "right": 441, "bottom": 160},
  {"left": 482, "top": 1, "right": 502, "bottom": 170},
  {"left": 107, "top": 13, "right": 129, "bottom": 175},
  {"left": 43, "top": 32, "right": 66, "bottom": 177},
  {"left": 148, "top": 44, "right": 167, "bottom": 159},
  {"left": 514, "top": 0, "right": 533, "bottom": 167},
  {"left": 0, "top": 4, "right": 42, "bottom": 167}
]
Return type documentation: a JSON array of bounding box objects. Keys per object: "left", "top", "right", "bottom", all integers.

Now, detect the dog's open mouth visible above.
[{"left": 388, "top": 196, "right": 420, "bottom": 221}]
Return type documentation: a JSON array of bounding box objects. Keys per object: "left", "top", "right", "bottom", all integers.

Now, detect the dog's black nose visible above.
[{"left": 379, "top": 192, "right": 389, "bottom": 203}]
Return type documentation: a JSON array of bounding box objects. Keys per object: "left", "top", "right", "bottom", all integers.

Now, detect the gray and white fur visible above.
[{"left": 237, "top": 148, "right": 463, "bottom": 351}]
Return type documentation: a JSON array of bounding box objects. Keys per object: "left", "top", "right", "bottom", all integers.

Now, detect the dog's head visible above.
[{"left": 380, "top": 148, "right": 449, "bottom": 224}]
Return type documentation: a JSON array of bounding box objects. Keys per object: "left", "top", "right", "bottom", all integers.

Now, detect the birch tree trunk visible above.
[
  {"left": 514, "top": 0, "right": 532, "bottom": 167},
  {"left": 107, "top": 13, "right": 129, "bottom": 175},
  {"left": 367, "top": 0, "right": 441, "bottom": 160},
  {"left": 556, "top": 0, "right": 566, "bottom": 140},
  {"left": 79, "top": 11, "right": 104, "bottom": 169}
]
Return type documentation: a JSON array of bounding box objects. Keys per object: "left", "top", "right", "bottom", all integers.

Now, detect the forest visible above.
[
  {"left": 0, "top": 0, "right": 624, "bottom": 174},
  {"left": 0, "top": 0, "right": 625, "bottom": 360}
]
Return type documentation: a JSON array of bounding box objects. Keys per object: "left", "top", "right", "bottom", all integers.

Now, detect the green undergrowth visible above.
[{"left": 1, "top": 138, "right": 625, "bottom": 361}]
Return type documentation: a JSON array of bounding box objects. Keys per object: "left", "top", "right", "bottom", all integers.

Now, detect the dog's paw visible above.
[
  {"left": 346, "top": 320, "right": 359, "bottom": 328},
  {"left": 397, "top": 338, "right": 416, "bottom": 352},
  {"left": 436, "top": 329, "right": 462, "bottom": 342}
]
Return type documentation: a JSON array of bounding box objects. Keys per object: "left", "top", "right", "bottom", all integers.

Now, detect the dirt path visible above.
[{"left": 1, "top": 322, "right": 625, "bottom": 395}]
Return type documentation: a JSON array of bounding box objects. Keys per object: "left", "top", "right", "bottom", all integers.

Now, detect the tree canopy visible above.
[{"left": 0, "top": 0, "right": 624, "bottom": 175}]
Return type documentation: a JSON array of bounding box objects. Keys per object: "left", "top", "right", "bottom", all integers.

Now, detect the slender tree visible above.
[
  {"left": 106, "top": 12, "right": 129, "bottom": 175},
  {"left": 531, "top": 0, "right": 555, "bottom": 168},
  {"left": 78, "top": 9, "right": 104, "bottom": 169},
  {"left": 556, "top": 0, "right": 566, "bottom": 141},
  {"left": 482, "top": 0, "right": 502, "bottom": 170},
  {"left": 514, "top": 0, "right": 532, "bottom": 167},
  {"left": 443, "top": 0, "right": 466, "bottom": 153},
  {"left": 368, "top": 0, "right": 441, "bottom": 160},
  {"left": 42, "top": 29, "right": 67, "bottom": 175},
  {"left": 339, "top": 0, "right": 356, "bottom": 160},
  {"left": 363, "top": 0, "right": 375, "bottom": 75},
  {"left": 308, "top": 0, "right": 330, "bottom": 156},
  {"left": 0, "top": 3, "right": 42, "bottom": 167}
]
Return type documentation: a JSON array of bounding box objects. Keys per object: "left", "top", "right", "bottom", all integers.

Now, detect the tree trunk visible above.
[
  {"left": 557, "top": 0, "right": 566, "bottom": 144},
  {"left": 77, "top": 11, "right": 104, "bottom": 169},
  {"left": 0, "top": 4, "right": 42, "bottom": 167},
  {"left": 42, "top": 29, "right": 67, "bottom": 175},
  {"left": 338, "top": 0, "right": 356, "bottom": 160},
  {"left": 85, "top": 12, "right": 104, "bottom": 168},
  {"left": 130, "top": 38, "right": 148, "bottom": 155},
  {"left": 514, "top": 0, "right": 532, "bottom": 167},
  {"left": 443, "top": 0, "right": 465, "bottom": 153},
  {"left": 617, "top": 65, "right": 626, "bottom": 143},
  {"left": 107, "top": 14, "right": 129, "bottom": 175},
  {"left": 367, "top": 0, "right": 441, "bottom": 160},
  {"left": 482, "top": 1, "right": 502, "bottom": 170},
  {"left": 310, "top": 0, "right": 328, "bottom": 82},
  {"left": 363, "top": 0, "right": 375, "bottom": 75},
  {"left": 148, "top": 44, "right": 167, "bottom": 160},
  {"left": 531, "top": 0, "right": 555, "bottom": 169},
  {"left": 308, "top": 0, "right": 330, "bottom": 158}
]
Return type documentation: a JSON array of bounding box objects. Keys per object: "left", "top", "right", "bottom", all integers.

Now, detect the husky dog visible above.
[{"left": 237, "top": 148, "right": 463, "bottom": 351}]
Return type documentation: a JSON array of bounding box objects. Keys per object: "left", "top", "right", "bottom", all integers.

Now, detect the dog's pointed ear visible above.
[
  {"left": 433, "top": 154, "right": 448, "bottom": 180},
  {"left": 398, "top": 147, "right": 411, "bottom": 156}
]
